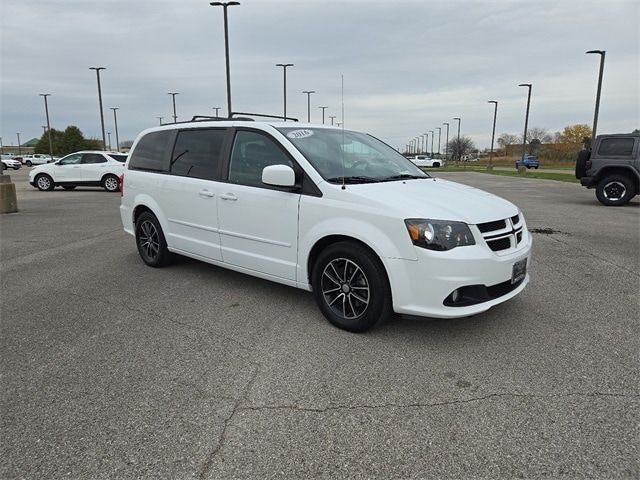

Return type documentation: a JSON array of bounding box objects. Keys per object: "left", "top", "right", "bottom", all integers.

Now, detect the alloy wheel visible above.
[
  {"left": 603, "top": 181, "right": 626, "bottom": 201},
  {"left": 321, "top": 258, "right": 370, "bottom": 319},
  {"left": 138, "top": 220, "right": 160, "bottom": 260}
]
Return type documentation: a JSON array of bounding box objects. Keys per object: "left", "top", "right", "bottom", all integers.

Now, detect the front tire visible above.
[
  {"left": 312, "top": 241, "right": 392, "bottom": 333},
  {"left": 35, "top": 174, "right": 54, "bottom": 191},
  {"left": 135, "top": 212, "right": 172, "bottom": 267},
  {"left": 595, "top": 174, "right": 635, "bottom": 206},
  {"left": 102, "top": 174, "right": 120, "bottom": 192},
  {"left": 26, "top": 160, "right": 33, "bottom": 167}
]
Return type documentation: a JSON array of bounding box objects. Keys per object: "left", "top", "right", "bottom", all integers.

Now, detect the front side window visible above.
[
  {"left": 597, "top": 138, "right": 635, "bottom": 156},
  {"left": 228, "top": 130, "right": 293, "bottom": 187},
  {"left": 170, "top": 129, "right": 226, "bottom": 180},
  {"left": 129, "top": 130, "right": 174, "bottom": 172},
  {"left": 58, "top": 153, "right": 82, "bottom": 165},
  {"left": 277, "top": 127, "right": 427, "bottom": 183},
  {"left": 81, "top": 153, "right": 107, "bottom": 164}
]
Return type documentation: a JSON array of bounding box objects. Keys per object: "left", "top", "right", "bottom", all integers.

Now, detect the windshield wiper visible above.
[
  {"left": 378, "top": 173, "right": 429, "bottom": 182},
  {"left": 326, "top": 176, "right": 380, "bottom": 184}
]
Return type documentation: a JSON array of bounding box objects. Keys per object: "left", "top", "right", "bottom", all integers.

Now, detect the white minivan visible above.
[{"left": 120, "top": 119, "right": 531, "bottom": 332}]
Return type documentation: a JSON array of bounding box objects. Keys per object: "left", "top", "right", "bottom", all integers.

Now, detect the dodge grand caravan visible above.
[{"left": 120, "top": 118, "right": 532, "bottom": 332}]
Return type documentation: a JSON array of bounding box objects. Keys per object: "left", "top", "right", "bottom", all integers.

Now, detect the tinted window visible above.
[
  {"left": 58, "top": 153, "right": 82, "bottom": 165},
  {"left": 228, "top": 131, "right": 293, "bottom": 188},
  {"left": 108, "top": 154, "right": 128, "bottom": 162},
  {"left": 597, "top": 138, "right": 635, "bottom": 156},
  {"left": 82, "top": 153, "right": 107, "bottom": 164},
  {"left": 129, "top": 130, "right": 173, "bottom": 172},
  {"left": 170, "top": 129, "right": 226, "bottom": 180}
]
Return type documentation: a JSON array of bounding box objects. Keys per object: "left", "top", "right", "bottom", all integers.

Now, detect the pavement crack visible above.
[{"left": 236, "top": 391, "right": 639, "bottom": 414}]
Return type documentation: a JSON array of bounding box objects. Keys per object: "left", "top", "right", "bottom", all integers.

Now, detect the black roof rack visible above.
[{"left": 186, "top": 112, "right": 299, "bottom": 123}]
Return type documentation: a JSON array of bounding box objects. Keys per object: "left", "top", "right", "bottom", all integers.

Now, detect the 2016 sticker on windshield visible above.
[{"left": 287, "top": 129, "right": 314, "bottom": 139}]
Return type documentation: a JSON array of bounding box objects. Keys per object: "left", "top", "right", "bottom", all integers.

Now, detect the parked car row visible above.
[{"left": 28, "top": 151, "right": 128, "bottom": 192}]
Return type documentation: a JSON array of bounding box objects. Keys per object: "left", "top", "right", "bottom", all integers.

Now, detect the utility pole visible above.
[
  {"left": 586, "top": 50, "right": 606, "bottom": 147},
  {"left": 168, "top": 92, "right": 179, "bottom": 123},
  {"left": 488, "top": 101, "right": 498, "bottom": 169},
  {"left": 302, "top": 90, "right": 315, "bottom": 122},
  {"left": 453, "top": 117, "right": 461, "bottom": 161},
  {"left": 39, "top": 93, "right": 54, "bottom": 161},
  {"left": 443, "top": 122, "right": 449, "bottom": 159},
  {"left": 89, "top": 67, "right": 107, "bottom": 150},
  {"left": 518, "top": 84, "right": 532, "bottom": 162},
  {"left": 110, "top": 107, "right": 120, "bottom": 152},
  {"left": 329, "top": 115, "right": 336, "bottom": 126},
  {"left": 276, "top": 63, "right": 294, "bottom": 120},
  {"left": 436, "top": 127, "right": 442, "bottom": 156},
  {"left": 210, "top": 1, "right": 240, "bottom": 117},
  {"left": 318, "top": 106, "right": 328, "bottom": 124}
]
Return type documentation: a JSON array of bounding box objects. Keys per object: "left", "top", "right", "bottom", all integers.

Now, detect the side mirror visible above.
[{"left": 262, "top": 164, "right": 296, "bottom": 188}]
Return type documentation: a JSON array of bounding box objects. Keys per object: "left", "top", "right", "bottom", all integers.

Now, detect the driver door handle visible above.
[
  {"left": 198, "top": 189, "right": 215, "bottom": 198},
  {"left": 220, "top": 193, "right": 237, "bottom": 201}
]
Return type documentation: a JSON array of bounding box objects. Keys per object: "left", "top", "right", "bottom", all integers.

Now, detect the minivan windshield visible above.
[{"left": 278, "top": 127, "right": 428, "bottom": 184}]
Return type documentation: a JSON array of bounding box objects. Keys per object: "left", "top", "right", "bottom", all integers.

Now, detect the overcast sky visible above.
[{"left": 1, "top": 0, "right": 638, "bottom": 150}]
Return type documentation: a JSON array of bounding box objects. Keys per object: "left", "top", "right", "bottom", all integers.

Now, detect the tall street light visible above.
[
  {"left": 210, "top": 1, "right": 240, "bottom": 117},
  {"left": 168, "top": 92, "right": 179, "bottom": 123},
  {"left": 518, "top": 83, "right": 532, "bottom": 162},
  {"left": 488, "top": 101, "right": 498, "bottom": 169},
  {"left": 329, "top": 115, "right": 336, "bottom": 126},
  {"left": 0, "top": 137, "right": 3, "bottom": 155},
  {"left": 436, "top": 127, "right": 442, "bottom": 156},
  {"left": 157, "top": 116, "right": 164, "bottom": 125},
  {"left": 302, "top": 90, "right": 315, "bottom": 122},
  {"left": 443, "top": 122, "right": 449, "bottom": 159},
  {"left": 276, "top": 63, "right": 293, "bottom": 120},
  {"left": 586, "top": 50, "right": 606, "bottom": 146},
  {"left": 453, "top": 117, "right": 461, "bottom": 161},
  {"left": 423, "top": 133, "right": 429, "bottom": 156},
  {"left": 319, "top": 106, "right": 328, "bottom": 124},
  {"left": 107, "top": 132, "right": 112, "bottom": 151},
  {"left": 212, "top": 107, "right": 221, "bottom": 117},
  {"left": 110, "top": 107, "right": 120, "bottom": 152},
  {"left": 89, "top": 67, "right": 107, "bottom": 150},
  {"left": 39, "top": 93, "right": 54, "bottom": 161},
  {"left": 16, "top": 133, "right": 22, "bottom": 155},
  {"left": 429, "top": 130, "right": 434, "bottom": 158},
  {"left": 42, "top": 126, "right": 47, "bottom": 135}
]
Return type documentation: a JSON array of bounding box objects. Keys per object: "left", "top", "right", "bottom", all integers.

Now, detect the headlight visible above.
[{"left": 404, "top": 219, "right": 475, "bottom": 251}]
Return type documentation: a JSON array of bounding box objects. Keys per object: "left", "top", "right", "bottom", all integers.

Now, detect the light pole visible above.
[
  {"left": 210, "top": 1, "right": 240, "bottom": 117},
  {"left": 329, "top": 115, "right": 336, "bottom": 126},
  {"left": 39, "top": 93, "right": 54, "bottom": 161},
  {"left": 89, "top": 67, "right": 107, "bottom": 150},
  {"left": 586, "top": 50, "right": 606, "bottom": 147},
  {"left": 443, "top": 122, "right": 449, "bottom": 159},
  {"left": 107, "top": 132, "right": 112, "bottom": 150},
  {"left": 276, "top": 63, "right": 294, "bottom": 120},
  {"left": 302, "top": 90, "right": 315, "bottom": 122},
  {"left": 436, "top": 127, "right": 442, "bottom": 156},
  {"left": 423, "top": 133, "right": 428, "bottom": 156},
  {"left": 0, "top": 137, "right": 3, "bottom": 155},
  {"left": 16, "top": 133, "right": 22, "bottom": 155},
  {"left": 212, "top": 107, "right": 221, "bottom": 117},
  {"left": 157, "top": 116, "right": 164, "bottom": 125},
  {"left": 429, "top": 130, "right": 434, "bottom": 158},
  {"left": 42, "top": 126, "right": 47, "bottom": 135},
  {"left": 453, "top": 117, "right": 461, "bottom": 161},
  {"left": 110, "top": 107, "right": 120, "bottom": 152},
  {"left": 488, "top": 101, "right": 498, "bottom": 169},
  {"left": 319, "top": 106, "right": 328, "bottom": 124},
  {"left": 168, "top": 92, "right": 179, "bottom": 123},
  {"left": 518, "top": 83, "right": 532, "bottom": 162}
]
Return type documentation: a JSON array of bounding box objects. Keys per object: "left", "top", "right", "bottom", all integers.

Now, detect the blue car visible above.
[{"left": 516, "top": 155, "right": 539, "bottom": 169}]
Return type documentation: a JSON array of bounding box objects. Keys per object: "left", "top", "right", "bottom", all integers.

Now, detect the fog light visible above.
[{"left": 451, "top": 289, "right": 461, "bottom": 303}]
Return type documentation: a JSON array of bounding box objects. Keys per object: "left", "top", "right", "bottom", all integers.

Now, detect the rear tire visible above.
[
  {"left": 102, "top": 174, "right": 120, "bottom": 192},
  {"left": 135, "top": 212, "right": 172, "bottom": 267},
  {"left": 595, "top": 174, "right": 635, "bottom": 206},
  {"left": 311, "top": 241, "right": 392, "bottom": 332},
  {"left": 35, "top": 174, "right": 54, "bottom": 191},
  {"left": 26, "top": 160, "right": 33, "bottom": 167},
  {"left": 433, "top": 162, "right": 440, "bottom": 168}
]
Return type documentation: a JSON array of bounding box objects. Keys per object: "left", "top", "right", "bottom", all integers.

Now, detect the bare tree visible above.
[
  {"left": 497, "top": 133, "right": 520, "bottom": 148},
  {"left": 447, "top": 136, "right": 475, "bottom": 160},
  {"left": 527, "top": 127, "right": 552, "bottom": 143}
]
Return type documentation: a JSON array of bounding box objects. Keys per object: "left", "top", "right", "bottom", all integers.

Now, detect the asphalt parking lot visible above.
[{"left": 1, "top": 167, "right": 638, "bottom": 478}]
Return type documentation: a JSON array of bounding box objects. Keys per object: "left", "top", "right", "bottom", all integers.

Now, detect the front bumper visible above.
[{"left": 385, "top": 231, "right": 532, "bottom": 318}]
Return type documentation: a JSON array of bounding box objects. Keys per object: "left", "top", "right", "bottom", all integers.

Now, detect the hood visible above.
[{"left": 338, "top": 178, "right": 518, "bottom": 225}]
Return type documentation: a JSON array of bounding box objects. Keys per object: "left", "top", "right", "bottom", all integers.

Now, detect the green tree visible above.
[
  {"left": 34, "top": 128, "right": 65, "bottom": 155},
  {"left": 62, "top": 126, "right": 87, "bottom": 154}
]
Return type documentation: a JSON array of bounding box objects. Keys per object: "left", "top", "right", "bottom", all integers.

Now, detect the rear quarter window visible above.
[
  {"left": 129, "top": 130, "right": 174, "bottom": 172},
  {"left": 597, "top": 138, "right": 635, "bottom": 156}
]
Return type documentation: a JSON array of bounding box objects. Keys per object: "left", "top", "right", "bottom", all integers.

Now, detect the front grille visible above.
[
  {"left": 476, "top": 214, "right": 524, "bottom": 253},
  {"left": 487, "top": 237, "right": 511, "bottom": 251},
  {"left": 478, "top": 219, "right": 506, "bottom": 233}
]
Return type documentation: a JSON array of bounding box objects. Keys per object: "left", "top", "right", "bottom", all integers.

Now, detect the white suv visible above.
[
  {"left": 22, "top": 154, "right": 52, "bottom": 166},
  {"left": 121, "top": 120, "right": 531, "bottom": 332},
  {"left": 29, "top": 151, "right": 127, "bottom": 192}
]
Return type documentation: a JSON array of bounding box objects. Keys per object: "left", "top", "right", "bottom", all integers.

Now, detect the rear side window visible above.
[
  {"left": 597, "top": 138, "right": 635, "bottom": 156},
  {"left": 108, "top": 154, "right": 128, "bottom": 162},
  {"left": 82, "top": 153, "right": 107, "bottom": 164},
  {"left": 170, "top": 129, "right": 226, "bottom": 180},
  {"left": 129, "top": 130, "right": 173, "bottom": 172}
]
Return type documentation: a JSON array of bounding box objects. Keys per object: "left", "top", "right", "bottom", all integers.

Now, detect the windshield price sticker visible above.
[{"left": 287, "top": 129, "right": 314, "bottom": 139}]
